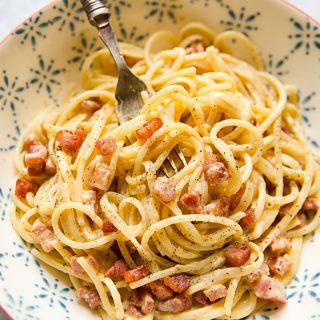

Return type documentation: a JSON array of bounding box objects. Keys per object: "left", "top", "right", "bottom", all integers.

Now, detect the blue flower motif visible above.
[
  {"left": 0, "top": 252, "right": 9, "bottom": 281},
  {"left": 3, "top": 289, "right": 40, "bottom": 320},
  {"left": 68, "top": 33, "right": 101, "bottom": 70},
  {"left": 288, "top": 268, "right": 320, "bottom": 303},
  {"left": 220, "top": 6, "right": 261, "bottom": 36},
  {"left": 29, "top": 56, "right": 65, "bottom": 100},
  {"left": 0, "top": 70, "right": 23, "bottom": 151},
  {"left": 266, "top": 54, "right": 289, "bottom": 77},
  {"left": 52, "top": 0, "right": 85, "bottom": 36},
  {"left": 11, "top": 241, "right": 42, "bottom": 269},
  {"left": 15, "top": 11, "right": 51, "bottom": 51},
  {"left": 300, "top": 91, "right": 316, "bottom": 128},
  {"left": 34, "top": 277, "right": 73, "bottom": 317},
  {"left": 288, "top": 18, "right": 320, "bottom": 55},
  {"left": 118, "top": 26, "right": 150, "bottom": 44},
  {"left": 0, "top": 187, "right": 11, "bottom": 222},
  {"left": 108, "top": 0, "right": 132, "bottom": 15},
  {"left": 144, "top": 0, "right": 183, "bottom": 24},
  {"left": 189, "top": 0, "right": 210, "bottom": 7}
]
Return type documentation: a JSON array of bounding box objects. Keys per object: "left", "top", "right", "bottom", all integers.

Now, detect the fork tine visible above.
[
  {"left": 166, "top": 154, "right": 179, "bottom": 174},
  {"left": 173, "top": 146, "right": 187, "bottom": 167},
  {"left": 160, "top": 164, "right": 170, "bottom": 178}
]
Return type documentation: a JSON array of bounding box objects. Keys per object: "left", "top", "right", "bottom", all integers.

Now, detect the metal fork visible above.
[{"left": 81, "top": 0, "right": 187, "bottom": 177}]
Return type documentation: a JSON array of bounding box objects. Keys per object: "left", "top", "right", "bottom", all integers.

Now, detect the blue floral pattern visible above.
[
  {"left": 52, "top": 0, "right": 85, "bottom": 36},
  {"left": 0, "top": 70, "right": 23, "bottom": 151},
  {"left": 144, "top": 0, "right": 183, "bottom": 23},
  {"left": 34, "top": 277, "right": 74, "bottom": 319},
  {"left": 0, "top": 252, "right": 9, "bottom": 282},
  {"left": 220, "top": 6, "right": 261, "bottom": 35},
  {"left": 266, "top": 54, "right": 289, "bottom": 76},
  {"left": 29, "top": 55, "right": 65, "bottom": 101},
  {"left": 288, "top": 269, "right": 320, "bottom": 303},
  {"left": 15, "top": 12, "right": 51, "bottom": 51},
  {"left": 0, "top": 187, "right": 11, "bottom": 221},
  {"left": 68, "top": 33, "right": 101, "bottom": 70},
  {"left": 0, "top": 0, "right": 320, "bottom": 319},
  {"left": 3, "top": 289, "right": 40, "bottom": 320},
  {"left": 288, "top": 18, "right": 320, "bottom": 55}
]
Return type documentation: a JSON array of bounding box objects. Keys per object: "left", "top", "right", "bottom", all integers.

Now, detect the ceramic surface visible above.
[{"left": 0, "top": 0, "right": 320, "bottom": 319}]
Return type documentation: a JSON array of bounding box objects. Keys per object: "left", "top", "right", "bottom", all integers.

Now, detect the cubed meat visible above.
[
  {"left": 136, "top": 118, "right": 163, "bottom": 140},
  {"left": 180, "top": 192, "right": 206, "bottom": 214},
  {"left": 224, "top": 244, "right": 251, "bottom": 267},
  {"left": 123, "top": 265, "right": 150, "bottom": 284},
  {"left": 151, "top": 177, "right": 176, "bottom": 203},
  {"left": 163, "top": 274, "right": 190, "bottom": 293}
]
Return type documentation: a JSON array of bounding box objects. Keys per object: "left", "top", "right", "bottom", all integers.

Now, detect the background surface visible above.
[{"left": 0, "top": 0, "right": 319, "bottom": 319}]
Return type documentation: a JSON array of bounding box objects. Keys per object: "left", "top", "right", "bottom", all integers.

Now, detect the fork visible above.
[{"left": 81, "top": 0, "right": 187, "bottom": 177}]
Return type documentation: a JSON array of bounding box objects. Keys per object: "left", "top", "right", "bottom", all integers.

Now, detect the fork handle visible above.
[{"left": 81, "top": 0, "right": 128, "bottom": 71}]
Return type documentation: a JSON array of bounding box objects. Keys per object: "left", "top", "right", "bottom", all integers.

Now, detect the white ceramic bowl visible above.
[{"left": 0, "top": 0, "right": 320, "bottom": 319}]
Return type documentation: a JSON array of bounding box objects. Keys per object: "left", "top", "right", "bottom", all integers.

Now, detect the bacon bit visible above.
[
  {"left": 76, "top": 287, "right": 101, "bottom": 311},
  {"left": 129, "top": 289, "right": 155, "bottom": 315},
  {"left": 70, "top": 257, "right": 85, "bottom": 276},
  {"left": 90, "top": 163, "right": 111, "bottom": 191},
  {"left": 192, "top": 291, "right": 209, "bottom": 305},
  {"left": 82, "top": 190, "right": 98, "bottom": 212},
  {"left": 80, "top": 98, "right": 102, "bottom": 112},
  {"left": 126, "top": 304, "right": 143, "bottom": 318},
  {"left": 136, "top": 118, "right": 163, "bottom": 140},
  {"left": 105, "top": 259, "right": 129, "bottom": 279},
  {"left": 186, "top": 41, "right": 205, "bottom": 54},
  {"left": 239, "top": 208, "right": 256, "bottom": 230},
  {"left": 297, "top": 213, "right": 308, "bottom": 227},
  {"left": 269, "top": 254, "right": 293, "bottom": 276},
  {"left": 31, "top": 222, "right": 54, "bottom": 253},
  {"left": 203, "top": 284, "right": 228, "bottom": 302},
  {"left": 70, "top": 255, "right": 99, "bottom": 276},
  {"left": 203, "top": 152, "right": 230, "bottom": 185},
  {"left": 102, "top": 220, "right": 117, "bottom": 233},
  {"left": 55, "top": 128, "right": 84, "bottom": 153},
  {"left": 149, "top": 280, "right": 174, "bottom": 301},
  {"left": 205, "top": 196, "right": 231, "bottom": 216},
  {"left": 124, "top": 265, "right": 150, "bottom": 284},
  {"left": 95, "top": 137, "right": 117, "bottom": 155},
  {"left": 45, "top": 157, "right": 56, "bottom": 174},
  {"left": 15, "top": 178, "right": 37, "bottom": 197},
  {"left": 230, "top": 183, "right": 246, "bottom": 211},
  {"left": 156, "top": 294, "right": 192, "bottom": 313},
  {"left": 302, "top": 197, "right": 319, "bottom": 211},
  {"left": 24, "top": 133, "right": 40, "bottom": 149},
  {"left": 224, "top": 244, "right": 251, "bottom": 267},
  {"left": 151, "top": 177, "right": 176, "bottom": 203},
  {"left": 164, "top": 274, "right": 190, "bottom": 293},
  {"left": 141, "top": 292, "right": 154, "bottom": 314},
  {"left": 269, "top": 237, "right": 292, "bottom": 255},
  {"left": 253, "top": 276, "right": 287, "bottom": 304},
  {"left": 24, "top": 144, "right": 48, "bottom": 171},
  {"left": 180, "top": 192, "right": 206, "bottom": 214},
  {"left": 247, "top": 263, "right": 270, "bottom": 283},
  {"left": 203, "top": 152, "right": 221, "bottom": 171}
]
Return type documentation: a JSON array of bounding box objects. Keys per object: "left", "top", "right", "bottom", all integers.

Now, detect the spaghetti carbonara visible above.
[{"left": 11, "top": 23, "right": 320, "bottom": 320}]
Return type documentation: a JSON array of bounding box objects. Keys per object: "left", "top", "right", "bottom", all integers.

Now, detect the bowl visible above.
[{"left": 0, "top": 0, "right": 320, "bottom": 319}]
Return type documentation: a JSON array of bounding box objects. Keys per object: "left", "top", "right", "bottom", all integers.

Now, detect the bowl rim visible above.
[
  {"left": 0, "top": 0, "right": 319, "bottom": 48},
  {"left": 0, "top": 0, "right": 319, "bottom": 319}
]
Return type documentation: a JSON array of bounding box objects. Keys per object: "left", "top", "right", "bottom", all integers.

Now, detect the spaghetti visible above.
[{"left": 11, "top": 23, "right": 320, "bottom": 319}]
